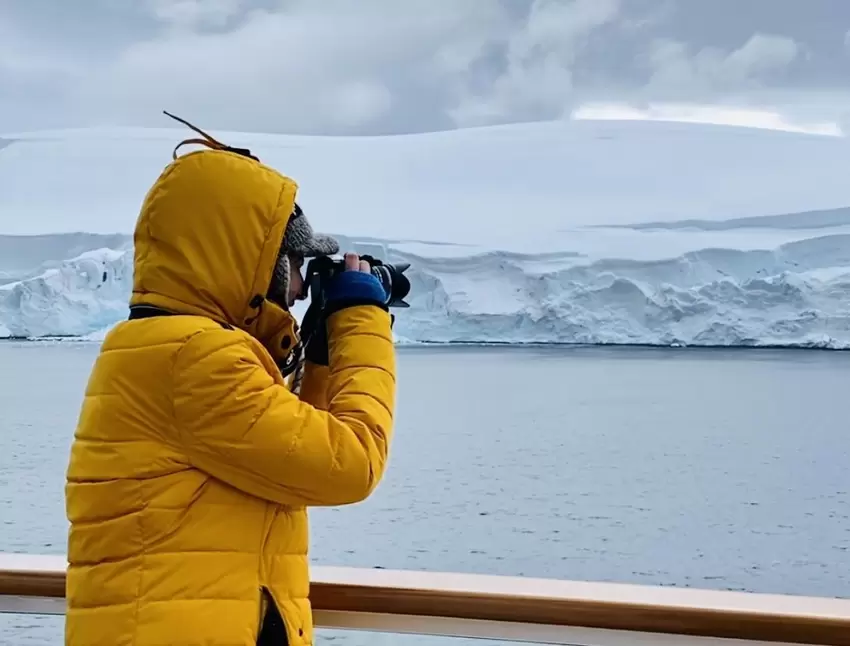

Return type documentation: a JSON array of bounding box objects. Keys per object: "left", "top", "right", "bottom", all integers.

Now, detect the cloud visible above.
[
  {"left": 61, "top": 0, "right": 521, "bottom": 134},
  {"left": 1, "top": 0, "right": 849, "bottom": 136},
  {"left": 574, "top": 101, "right": 842, "bottom": 136},
  {"left": 449, "top": 0, "right": 620, "bottom": 126},
  {"left": 644, "top": 33, "right": 799, "bottom": 99},
  {"left": 144, "top": 0, "right": 247, "bottom": 30}
]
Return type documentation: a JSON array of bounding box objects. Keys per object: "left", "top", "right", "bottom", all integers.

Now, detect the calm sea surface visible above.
[{"left": 1, "top": 342, "right": 848, "bottom": 644}]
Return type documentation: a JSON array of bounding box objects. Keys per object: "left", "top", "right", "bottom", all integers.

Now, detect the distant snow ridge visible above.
[{"left": 2, "top": 234, "right": 850, "bottom": 348}]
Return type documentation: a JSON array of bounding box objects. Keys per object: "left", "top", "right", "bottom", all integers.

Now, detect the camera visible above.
[{"left": 304, "top": 254, "right": 411, "bottom": 309}]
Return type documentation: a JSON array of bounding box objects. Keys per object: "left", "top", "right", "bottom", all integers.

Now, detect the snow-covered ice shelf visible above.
[{"left": 2, "top": 119, "right": 850, "bottom": 348}]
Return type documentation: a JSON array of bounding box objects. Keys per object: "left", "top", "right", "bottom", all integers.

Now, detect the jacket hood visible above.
[{"left": 130, "top": 148, "right": 297, "bottom": 340}]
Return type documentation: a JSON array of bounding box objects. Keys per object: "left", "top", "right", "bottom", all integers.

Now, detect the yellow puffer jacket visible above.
[{"left": 64, "top": 149, "right": 396, "bottom": 646}]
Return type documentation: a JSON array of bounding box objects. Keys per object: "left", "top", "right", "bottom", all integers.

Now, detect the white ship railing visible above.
[{"left": 0, "top": 553, "right": 848, "bottom": 645}]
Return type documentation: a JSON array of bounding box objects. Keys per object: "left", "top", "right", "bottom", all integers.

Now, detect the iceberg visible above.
[{"left": 2, "top": 120, "right": 850, "bottom": 347}]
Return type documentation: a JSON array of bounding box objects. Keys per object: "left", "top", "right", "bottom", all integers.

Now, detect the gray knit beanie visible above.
[{"left": 268, "top": 203, "right": 339, "bottom": 307}]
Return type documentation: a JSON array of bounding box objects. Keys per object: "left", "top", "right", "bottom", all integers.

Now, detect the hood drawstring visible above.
[{"left": 163, "top": 110, "right": 260, "bottom": 162}]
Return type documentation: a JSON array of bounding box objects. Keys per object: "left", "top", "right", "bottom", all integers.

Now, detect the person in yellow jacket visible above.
[{"left": 64, "top": 138, "right": 396, "bottom": 645}]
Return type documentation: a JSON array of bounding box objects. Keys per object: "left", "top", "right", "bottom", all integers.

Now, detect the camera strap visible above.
[{"left": 128, "top": 303, "right": 235, "bottom": 330}]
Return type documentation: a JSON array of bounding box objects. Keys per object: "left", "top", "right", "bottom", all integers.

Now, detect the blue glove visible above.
[{"left": 324, "top": 270, "right": 389, "bottom": 314}]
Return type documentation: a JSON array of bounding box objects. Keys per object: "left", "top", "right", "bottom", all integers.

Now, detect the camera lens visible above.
[{"left": 372, "top": 263, "right": 411, "bottom": 308}]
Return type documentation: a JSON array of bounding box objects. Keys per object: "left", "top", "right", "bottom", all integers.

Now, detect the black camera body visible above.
[{"left": 303, "top": 254, "right": 411, "bottom": 309}]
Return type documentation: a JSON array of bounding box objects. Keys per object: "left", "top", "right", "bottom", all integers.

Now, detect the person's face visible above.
[{"left": 287, "top": 254, "right": 305, "bottom": 307}]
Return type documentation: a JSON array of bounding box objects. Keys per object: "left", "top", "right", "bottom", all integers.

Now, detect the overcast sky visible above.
[{"left": 1, "top": 0, "right": 849, "bottom": 135}]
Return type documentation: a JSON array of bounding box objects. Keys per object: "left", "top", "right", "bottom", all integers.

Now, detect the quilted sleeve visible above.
[
  {"left": 173, "top": 305, "right": 396, "bottom": 507},
  {"left": 298, "top": 362, "right": 330, "bottom": 411}
]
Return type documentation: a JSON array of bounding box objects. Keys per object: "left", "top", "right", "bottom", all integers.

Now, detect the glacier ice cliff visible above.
[
  {"left": 3, "top": 233, "right": 850, "bottom": 349},
  {"left": 390, "top": 234, "right": 850, "bottom": 348},
  {"left": 0, "top": 248, "right": 132, "bottom": 338}
]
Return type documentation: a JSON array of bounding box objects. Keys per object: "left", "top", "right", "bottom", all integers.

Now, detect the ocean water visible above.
[{"left": 0, "top": 342, "right": 848, "bottom": 644}]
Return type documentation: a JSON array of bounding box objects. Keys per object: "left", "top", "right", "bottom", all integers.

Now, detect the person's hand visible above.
[
  {"left": 343, "top": 252, "right": 371, "bottom": 273},
  {"left": 328, "top": 252, "right": 386, "bottom": 307}
]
